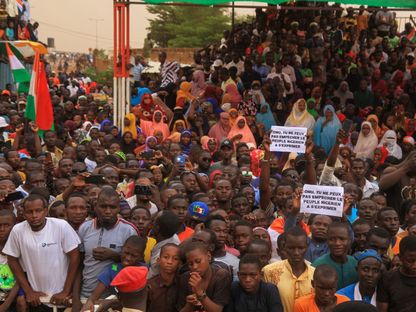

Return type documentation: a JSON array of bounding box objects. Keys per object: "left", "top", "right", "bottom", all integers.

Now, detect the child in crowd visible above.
[{"left": 81, "top": 235, "right": 147, "bottom": 311}]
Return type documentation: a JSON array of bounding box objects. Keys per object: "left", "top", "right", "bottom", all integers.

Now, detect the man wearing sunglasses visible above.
[{"left": 197, "top": 150, "right": 212, "bottom": 175}]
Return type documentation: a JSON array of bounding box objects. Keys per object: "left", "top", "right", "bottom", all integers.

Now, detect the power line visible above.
[{"left": 37, "top": 20, "right": 114, "bottom": 41}]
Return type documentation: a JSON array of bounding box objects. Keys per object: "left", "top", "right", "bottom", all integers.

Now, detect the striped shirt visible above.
[{"left": 160, "top": 61, "right": 179, "bottom": 87}]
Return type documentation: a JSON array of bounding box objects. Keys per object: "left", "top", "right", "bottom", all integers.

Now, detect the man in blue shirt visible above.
[{"left": 337, "top": 249, "right": 382, "bottom": 306}]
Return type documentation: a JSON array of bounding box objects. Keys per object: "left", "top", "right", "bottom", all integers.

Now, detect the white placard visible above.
[
  {"left": 269, "top": 126, "right": 307, "bottom": 153},
  {"left": 300, "top": 184, "right": 344, "bottom": 217}
]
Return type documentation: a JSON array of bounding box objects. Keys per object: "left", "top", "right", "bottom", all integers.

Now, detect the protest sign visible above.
[
  {"left": 269, "top": 126, "right": 307, "bottom": 153},
  {"left": 300, "top": 184, "right": 344, "bottom": 217}
]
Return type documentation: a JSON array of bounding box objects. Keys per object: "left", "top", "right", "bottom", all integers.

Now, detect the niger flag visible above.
[{"left": 25, "top": 52, "right": 54, "bottom": 131}]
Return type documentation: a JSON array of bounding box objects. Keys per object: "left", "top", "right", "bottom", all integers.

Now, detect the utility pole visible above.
[{"left": 89, "top": 18, "right": 104, "bottom": 49}]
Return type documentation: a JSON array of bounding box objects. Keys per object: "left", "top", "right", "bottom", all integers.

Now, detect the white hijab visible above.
[
  {"left": 378, "top": 130, "right": 402, "bottom": 160},
  {"left": 354, "top": 121, "right": 379, "bottom": 159}
]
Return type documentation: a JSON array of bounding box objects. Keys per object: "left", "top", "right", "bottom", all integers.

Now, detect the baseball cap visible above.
[
  {"left": 354, "top": 249, "right": 382, "bottom": 263},
  {"left": 403, "top": 136, "right": 415, "bottom": 146},
  {"left": 1, "top": 90, "right": 11, "bottom": 96},
  {"left": 220, "top": 139, "right": 233, "bottom": 149},
  {"left": 110, "top": 266, "right": 148, "bottom": 293},
  {"left": 407, "top": 52, "right": 415, "bottom": 58},
  {"left": 188, "top": 201, "right": 209, "bottom": 222}
]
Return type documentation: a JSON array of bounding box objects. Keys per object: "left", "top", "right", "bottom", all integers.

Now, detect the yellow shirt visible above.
[
  {"left": 262, "top": 260, "right": 315, "bottom": 312},
  {"left": 144, "top": 237, "right": 157, "bottom": 263}
]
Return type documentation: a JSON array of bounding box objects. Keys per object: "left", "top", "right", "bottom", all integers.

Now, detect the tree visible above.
[{"left": 147, "top": 6, "right": 230, "bottom": 48}]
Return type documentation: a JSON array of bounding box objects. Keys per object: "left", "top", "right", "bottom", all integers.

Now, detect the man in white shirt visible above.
[
  {"left": 4, "top": 194, "right": 80, "bottom": 308},
  {"left": 67, "top": 80, "right": 79, "bottom": 97}
]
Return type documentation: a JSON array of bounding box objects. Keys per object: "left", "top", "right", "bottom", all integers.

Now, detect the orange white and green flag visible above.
[{"left": 5, "top": 42, "right": 30, "bottom": 85}]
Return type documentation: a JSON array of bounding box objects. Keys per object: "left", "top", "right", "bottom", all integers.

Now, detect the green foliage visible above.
[
  {"left": 147, "top": 6, "right": 230, "bottom": 48},
  {"left": 234, "top": 14, "right": 254, "bottom": 25},
  {"left": 84, "top": 66, "right": 113, "bottom": 85}
]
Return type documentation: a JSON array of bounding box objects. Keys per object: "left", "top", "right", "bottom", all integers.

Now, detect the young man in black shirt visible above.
[
  {"left": 377, "top": 235, "right": 416, "bottom": 311},
  {"left": 227, "top": 254, "right": 283, "bottom": 312}
]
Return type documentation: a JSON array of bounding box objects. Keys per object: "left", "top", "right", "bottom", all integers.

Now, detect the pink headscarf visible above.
[
  {"left": 227, "top": 116, "right": 257, "bottom": 148},
  {"left": 224, "top": 83, "right": 242, "bottom": 107},
  {"left": 191, "top": 70, "right": 207, "bottom": 97},
  {"left": 141, "top": 110, "right": 170, "bottom": 140}
]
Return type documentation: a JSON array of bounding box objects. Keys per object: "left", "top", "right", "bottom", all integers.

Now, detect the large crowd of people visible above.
[{"left": 0, "top": 3, "right": 416, "bottom": 312}]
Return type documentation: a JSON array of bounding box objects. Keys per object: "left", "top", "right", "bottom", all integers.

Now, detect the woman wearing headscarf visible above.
[
  {"left": 168, "top": 120, "right": 188, "bottom": 143},
  {"left": 208, "top": 112, "right": 231, "bottom": 143},
  {"left": 204, "top": 84, "right": 223, "bottom": 104},
  {"left": 201, "top": 136, "right": 217, "bottom": 155},
  {"left": 313, "top": 105, "right": 342, "bottom": 155},
  {"left": 334, "top": 81, "right": 354, "bottom": 110},
  {"left": 285, "top": 98, "right": 316, "bottom": 131},
  {"left": 256, "top": 102, "right": 277, "bottom": 131},
  {"left": 378, "top": 130, "right": 402, "bottom": 160},
  {"left": 134, "top": 135, "right": 157, "bottom": 155},
  {"left": 191, "top": 70, "right": 207, "bottom": 97},
  {"left": 354, "top": 121, "right": 379, "bottom": 159},
  {"left": 120, "top": 131, "right": 137, "bottom": 155},
  {"left": 123, "top": 113, "right": 139, "bottom": 139},
  {"left": 228, "top": 108, "right": 239, "bottom": 128},
  {"left": 176, "top": 81, "right": 194, "bottom": 109},
  {"left": 131, "top": 87, "right": 151, "bottom": 107},
  {"left": 222, "top": 83, "right": 242, "bottom": 108},
  {"left": 77, "top": 121, "right": 93, "bottom": 143},
  {"left": 367, "top": 114, "right": 382, "bottom": 140},
  {"left": 138, "top": 93, "right": 165, "bottom": 122},
  {"left": 227, "top": 116, "right": 257, "bottom": 148},
  {"left": 99, "top": 119, "right": 113, "bottom": 134},
  {"left": 179, "top": 130, "right": 192, "bottom": 156},
  {"left": 141, "top": 110, "right": 170, "bottom": 141}
]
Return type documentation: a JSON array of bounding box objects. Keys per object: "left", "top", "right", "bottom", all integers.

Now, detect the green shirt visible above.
[{"left": 312, "top": 253, "right": 358, "bottom": 290}]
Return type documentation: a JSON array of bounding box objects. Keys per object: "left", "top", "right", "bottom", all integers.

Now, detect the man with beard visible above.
[
  {"left": 196, "top": 150, "right": 212, "bottom": 175},
  {"left": 76, "top": 187, "right": 138, "bottom": 299}
]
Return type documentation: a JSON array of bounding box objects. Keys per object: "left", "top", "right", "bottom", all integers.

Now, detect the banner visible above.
[
  {"left": 270, "top": 126, "right": 307, "bottom": 153},
  {"left": 301, "top": 184, "right": 344, "bottom": 217}
]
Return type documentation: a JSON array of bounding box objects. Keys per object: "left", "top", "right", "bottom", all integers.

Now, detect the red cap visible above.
[
  {"left": 111, "top": 266, "right": 148, "bottom": 293},
  {"left": 1, "top": 90, "right": 11, "bottom": 96}
]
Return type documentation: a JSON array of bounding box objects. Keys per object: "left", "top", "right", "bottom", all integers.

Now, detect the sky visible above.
[
  {"left": 30, "top": 0, "right": 409, "bottom": 53},
  {"left": 31, "top": 0, "right": 153, "bottom": 52},
  {"left": 30, "top": 0, "right": 261, "bottom": 53}
]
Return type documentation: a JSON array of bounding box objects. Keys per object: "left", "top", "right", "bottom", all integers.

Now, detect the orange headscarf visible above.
[{"left": 227, "top": 116, "right": 257, "bottom": 148}]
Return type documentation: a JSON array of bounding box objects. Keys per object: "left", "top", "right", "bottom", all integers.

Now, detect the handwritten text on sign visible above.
[
  {"left": 300, "top": 184, "right": 344, "bottom": 217},
  {"left": 269, "top": 126, "right": 307, "bottom": 153}
]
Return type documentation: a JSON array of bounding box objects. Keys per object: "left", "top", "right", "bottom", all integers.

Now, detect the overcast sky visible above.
[{"left": 31, "top": 0, "right": 153, "bottom": 52}]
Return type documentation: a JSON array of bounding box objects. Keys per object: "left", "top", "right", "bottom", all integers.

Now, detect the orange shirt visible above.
[
  {"left": 269, "top": 217, "right": 311, "bottom": 236},
  {"left": 294, "top": 293, "right": 349, "bottom": 312},
  {"left": 177, "top": 226, "right": 194, "bottom": 242}
]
